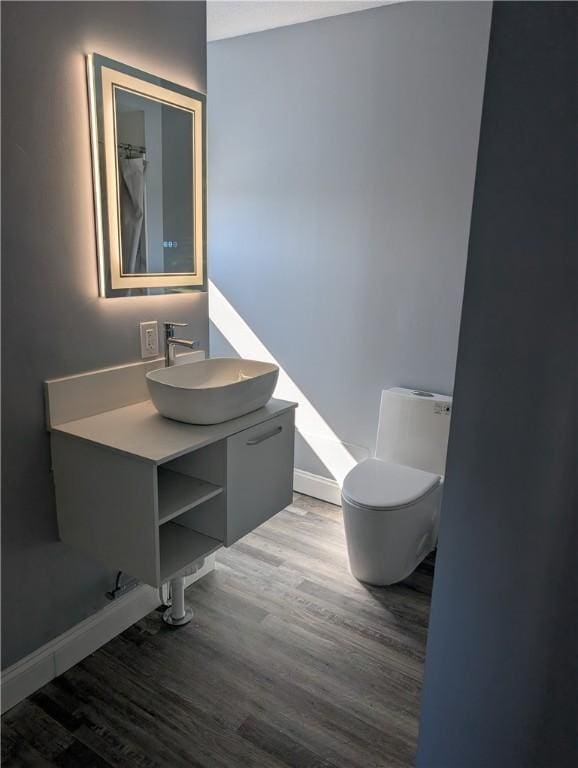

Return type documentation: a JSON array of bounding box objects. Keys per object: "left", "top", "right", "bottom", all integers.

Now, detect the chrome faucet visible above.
[{"left": 163, "top": 322, "right": 200, "bottom": 367}]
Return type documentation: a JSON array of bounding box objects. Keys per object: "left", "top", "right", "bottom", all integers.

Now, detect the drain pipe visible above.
[{"left": 162, "top": 576, "right": 193, "bottom": 627}]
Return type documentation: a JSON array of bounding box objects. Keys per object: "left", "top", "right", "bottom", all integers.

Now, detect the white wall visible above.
[
  {"left": 208, "top": 1, "right": 491, "bottom": 484},
  {"left": 417, "top": 4, "right": 577, "bottom": 764},
  {"left": 1, "top": 0, "right": 207, "bottom": 668}
]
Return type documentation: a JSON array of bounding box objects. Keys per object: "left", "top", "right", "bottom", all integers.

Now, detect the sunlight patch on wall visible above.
[{"left": 209, "top": 280, "right": 357, "bottom": 485}]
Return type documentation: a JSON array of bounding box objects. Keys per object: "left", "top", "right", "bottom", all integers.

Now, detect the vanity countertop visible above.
[{"left": 52, "top": 398, "right": 297, "bottom": 465}]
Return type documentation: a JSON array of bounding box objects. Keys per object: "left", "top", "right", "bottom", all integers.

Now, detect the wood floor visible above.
[{"left": 2, "top": 494, "right": 435, "bottom": 768}]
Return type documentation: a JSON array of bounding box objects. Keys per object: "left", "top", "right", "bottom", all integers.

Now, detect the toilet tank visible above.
[{"left": 375, "top": 388, "right": 452, "bottom": 476}]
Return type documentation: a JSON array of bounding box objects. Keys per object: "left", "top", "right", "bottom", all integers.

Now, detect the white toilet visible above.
[{"left": 341, "top": 387, "right": 452, "bottom": 585}]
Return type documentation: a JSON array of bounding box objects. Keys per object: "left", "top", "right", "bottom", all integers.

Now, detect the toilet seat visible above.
[{"left": 342, "top": 459, "right": 440, "bottom": 511}]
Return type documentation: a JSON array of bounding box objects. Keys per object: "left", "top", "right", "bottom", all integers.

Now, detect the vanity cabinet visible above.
[
  {"left": 226, "top": 410, "right": 294, "bottom": 544},
  {"left": 48, "top": 389, "right": 296, "bottom": 589}
]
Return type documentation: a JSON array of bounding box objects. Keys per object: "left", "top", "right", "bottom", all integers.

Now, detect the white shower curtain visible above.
[{"left": 119, "top": 157, "right": 147, "bottom": 274}]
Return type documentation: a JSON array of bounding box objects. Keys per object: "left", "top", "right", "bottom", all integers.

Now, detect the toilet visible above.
[{"left": 341, "top": 387, "right": 452, "bottom": 585}]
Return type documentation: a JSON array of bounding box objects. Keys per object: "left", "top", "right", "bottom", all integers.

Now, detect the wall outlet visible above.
[{"left": 139, "top": 321, "right": 159, "bottom": 359}]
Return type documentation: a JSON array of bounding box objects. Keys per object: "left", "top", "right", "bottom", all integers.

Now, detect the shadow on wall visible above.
[
  {"left": 209, "top": 280, "right": 369, "bottom": 484},
  {"left": 207, "top": 3, "right": 492, "bottom": 485}
]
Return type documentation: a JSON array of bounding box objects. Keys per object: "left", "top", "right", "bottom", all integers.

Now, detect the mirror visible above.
[{"left": 87, "top": 54, "right": 206, "bottom": 297}]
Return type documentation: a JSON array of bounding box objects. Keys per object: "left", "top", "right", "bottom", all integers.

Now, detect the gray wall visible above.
[
  {"left": 417, "top": 3, "right": 577, "bottom": 766},
  {"left": 1, "top": 1, "right": 207, "bottom": 668},
  {"left": 208, "top": 2, "right": 491, "bottom": 480}
]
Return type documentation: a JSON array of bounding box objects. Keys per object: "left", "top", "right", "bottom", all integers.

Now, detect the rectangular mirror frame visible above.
[{"left": 87, "top": 54, "right": 206, "bottom": 297}]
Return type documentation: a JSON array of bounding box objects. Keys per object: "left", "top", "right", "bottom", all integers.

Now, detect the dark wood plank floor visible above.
[{"left": 2, "top": 494, "right": 435, "bottom": 768}]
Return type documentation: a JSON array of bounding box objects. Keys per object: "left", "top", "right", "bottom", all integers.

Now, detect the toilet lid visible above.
[{"left": 342, "top": 459, "right": 440, "bottom": 510}]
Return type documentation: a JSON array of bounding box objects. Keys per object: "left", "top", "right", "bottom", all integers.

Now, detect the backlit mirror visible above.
[{"left": 87, "top": 54, "right": 206, "bottom": 297}]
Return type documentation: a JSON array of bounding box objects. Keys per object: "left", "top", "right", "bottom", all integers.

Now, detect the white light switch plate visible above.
[{"left": 139, "top": 321, "right": 159, "bottom": 359}]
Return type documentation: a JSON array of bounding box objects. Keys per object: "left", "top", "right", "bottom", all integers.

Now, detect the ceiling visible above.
[{"left": 207, "top": 1, "right": 402, "bottom": 42}]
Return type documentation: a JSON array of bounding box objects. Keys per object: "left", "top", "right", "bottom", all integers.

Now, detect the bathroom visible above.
[{"left": 1, "top": 2, "right": 575, "bottom": 767}]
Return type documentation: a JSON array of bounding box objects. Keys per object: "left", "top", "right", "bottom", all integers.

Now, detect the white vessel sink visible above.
[{"left": 146, "top": 358, "right": 279, "bottom": 425}]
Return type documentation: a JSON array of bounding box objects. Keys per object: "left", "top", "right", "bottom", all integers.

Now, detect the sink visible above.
[{"left": 146, "top": 358, "right": 279, "bottom": 425}]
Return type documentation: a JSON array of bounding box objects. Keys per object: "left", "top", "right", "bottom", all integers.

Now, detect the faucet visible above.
[{"left": 163, "top": 322, "right": 200, "bottom": 367}]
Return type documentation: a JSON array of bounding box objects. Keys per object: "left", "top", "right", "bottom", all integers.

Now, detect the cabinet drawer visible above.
[{"left": 225, "top": 410, "right": 295, "bottom": 545}]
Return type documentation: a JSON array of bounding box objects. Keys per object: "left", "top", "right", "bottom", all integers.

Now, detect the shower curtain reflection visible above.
[{"left": 119, "top": 156, "right": 148, "bottom": 274}]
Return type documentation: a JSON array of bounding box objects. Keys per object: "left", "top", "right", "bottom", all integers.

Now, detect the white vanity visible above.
[
  {"left": 41, "top": 51, "right": 297, "bottom": 627},
  {"left": 46, "top": 359, "right": 296, "bottom": 592}
]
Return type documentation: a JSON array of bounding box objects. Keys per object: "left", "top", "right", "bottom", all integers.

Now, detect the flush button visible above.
[{"left": 412, "top": 390, "right": 434, "bottom": 397}]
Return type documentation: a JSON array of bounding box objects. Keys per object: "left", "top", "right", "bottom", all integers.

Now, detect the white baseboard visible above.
[
  {"left": 0, "top": 555, "right": 215, "bottom": 714},
  {"left": 293, "top": 469, "right": 342, "bottom": 506}
]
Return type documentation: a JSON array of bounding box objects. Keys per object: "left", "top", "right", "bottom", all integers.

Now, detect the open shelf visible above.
[
  {"left": 157, "top": 468, "right": 223, "bottom": 526},
  {"left": 159, "top": 522, "right": 222, "bottom": 582}
]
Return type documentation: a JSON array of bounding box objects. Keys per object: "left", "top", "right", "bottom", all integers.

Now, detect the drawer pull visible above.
[{"left": 246, "top": 425, "right": 283, "bottom": 446}]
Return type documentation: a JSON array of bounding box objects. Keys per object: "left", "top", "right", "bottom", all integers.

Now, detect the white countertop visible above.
[{"left": 52, "top": 398, "right": 297, "bottom": 465}]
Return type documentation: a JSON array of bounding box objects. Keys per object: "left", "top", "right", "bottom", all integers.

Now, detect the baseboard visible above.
[
  {"left": 293, "top": 469, "right": 342, "bottom": 506},
  {"left": 0, "top": 555, "right": 215, "bottom": 714}
]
